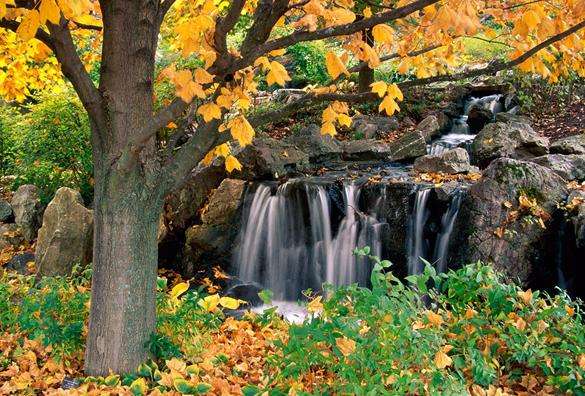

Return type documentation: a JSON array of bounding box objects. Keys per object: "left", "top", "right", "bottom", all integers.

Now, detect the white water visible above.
[
  {"left": 428, "top": 94, "right": 503, "bottom": 155},
  {"left": 407, "top": 188, "right": 432, "bottom": 275},
  {"left": 433, "top": 191, "right": 463, "bottom": 273}
]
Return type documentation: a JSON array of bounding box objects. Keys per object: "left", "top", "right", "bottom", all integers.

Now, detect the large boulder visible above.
[
  {"left": 414, "top": 148, "right": 476, "bottom": 174},
  {"left": 0, "top": 199, "right": 13, "bottom": 223},
  {"left": 10, "top": 185, "right": 43, "bottom": 241},
  {"left": 452, "top": 158, "right": 568, "bottom": 286},
  {"left": 567, "top": 190, "right": 585, "bottom": 249},
  {"left": 183, "top": 179, "right": 247, "bottom": 274},
  {"left": 531, "top": 154, "right": 585, "bottom": 182},
  {"left": 0, "top": 223, "right": 24, "bottom": 250},
  {"left": 389, "top": 130, "right": 428, "bottom": 162},
  {"left": 351, "top": 114, "right": 399, "bottom": 139},
  {"left": 415, "top": 115, "right": 442, "bottom": 142},
  {"left": 471, "top": 121, "right": 549, "bottom": 168},
  {"left": 467, "top": 105, "right": 493, "bottom": 133},
  {"left": 284, "top": 124, "right": 341, "bottom": 163},
  {"left": 340, "top": 139, "right": 393, "bottom": 161},
  {"left": 35, "top": 188, "right": 93, "bottom": 277},
  {"left": 236, "top": 137, "right": 311, "bottom": 179},
  {"left": 550, "top": 134, "right": 585, "bottom": 155}
]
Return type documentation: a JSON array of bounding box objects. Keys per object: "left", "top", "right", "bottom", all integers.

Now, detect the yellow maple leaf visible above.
[
  {"left": 321, "top": 122, "right": 336, "bottom": 137},
  {"left": 386, "top": 83, "right": 403, "bottom": 101},
  {"left": 193, "top": 68, "right": 214, "bottom": 84},
  {"left": 337, "top": 113, "right": 352, "bottom": 127},
  {"left": 197, "top": 102, "right": 222, "bottom": 122},
  {"left": 228, "top": 116, "right": 255, "bottom": 147},
  {"left": 372, "top": 24, "right": 394, "bottom": 43},
  {"left": 426, "top": 311, "right": 444, "bottom": 327},
  {"left": 17, "top": 10, "right": 41, "bottom": 42},
  {"left": 307, "top": 296, "right": 323, "bottom": 314},
  {"left": 379, "top": 95, "right": 400, "bottom": 116},
  {"left": 169, "top": 282, "right": 189, "bottom": 300},
  {"left": 219, "top": 296, "right": 244, "bottom": 309},
  {"left": 517, "top": 289, "right": 533, "bottom": 305},
  {"left": 370, "top": 81, "right": 387, "bottom": 98},
  {"left": 434, "top": 347, "right": 453, "bottom": 369},
  {"left": 225, "top": 155, "right": 242, "bottom": 173},
  {"left": 198, "top": 294, "right": 220, "bottom": 312},
  {"left": 335, "top": 337, "right": 356, "bottom": 356},
  {"left": 266, "top": 61, "right": 291, "bottom": 86},
  {"left": 325, "top": 51, "right": 349, "bottom": 79},
  {"left": 39, "top": 0, "right": 61, "bottom": 25}
]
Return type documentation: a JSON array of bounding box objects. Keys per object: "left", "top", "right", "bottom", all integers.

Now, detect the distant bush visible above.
[
  {"left": 288, "top": 41, "right": 329, "bottom": 87},
  {"left": 0, "top": 91, "right": 93, "bottom": 204}
]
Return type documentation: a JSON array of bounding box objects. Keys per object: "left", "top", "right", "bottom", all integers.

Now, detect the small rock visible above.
[
  {"left": 0, "top": 223, "right": 24, "bottom": 250},
  {"left": 36, "top": 187, "right": 93, "bottom": 277},
  {"left": 550, "top": 134, "right": 585, "bottom": 155},
  {"left": 5, "top": 252, "right": 35, "bottom": 275},
  {"left": 415, "top": 115, "right": 442, "bottom": 142},
  {"left": 10, "top": 185, "right": 43, "bottom": 241},
  {"left": 389, "top": 130, "right": 428, "bottom": 162},
  {"left": 225, "top": 283, "right": 264, "bottom": 307},
  {"left": 467, "top": 105, "right": 493, "bottom": 133},
  {"left": 351, "top": 114, "right": 399, "bottom": 139},
  {"left": 414, "top": 148, "right": 474, "bottom": 174},
  {"left": 0, "top": 199, "right": 13, "bottom": 223},
  {"left": 341, "top": 139, "right": 393, "bottom": 161}
]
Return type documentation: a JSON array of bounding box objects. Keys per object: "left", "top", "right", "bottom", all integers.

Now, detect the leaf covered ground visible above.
[{"left": 0, "top": 250, "right": 584, "bottom": 395}]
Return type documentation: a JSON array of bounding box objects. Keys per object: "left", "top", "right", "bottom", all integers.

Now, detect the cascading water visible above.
[
  {"left": 428, "top": 94, "right": 503, "bottom": 155},
  {"left": 234, "top": 181, "right": 386, "bottom": 301},
  {"left": 406, "top": 188, "right": 464, "bottom": 275}
]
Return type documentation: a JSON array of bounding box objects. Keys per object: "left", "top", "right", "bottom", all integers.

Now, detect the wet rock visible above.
[
  {"left": 10, "top": 185, "right": 43, "bottom": 241},
  {"left": 531, "top": 154, "right": 585, "bottom": 182},
  {"left": 225, "top": 283, "right": 263, "bottom": 307},
  {"left": 284, "top": 124, "right": 342, "bottom": 163},
  {"left": 5, "top": 252, "right": 35, "bottom": 275},
  {"left": 201, "top": 179, "right": 246, "bottom": 225},
  {"left": 389, "top": 130, "right": 427, "bottom": 162},
  {"left": 0, "top": 199, "right": 13, "bottom": 223},
  {"left": 471, "top": 121, "right": 549, "bottom": 168},
  {"left": 415, "top": 115, "right": 442, "bottom": 142},
  {"left": 237, "top": 137, "right": 311, "bottom": 179},
  {"left": 36, "top": 188, "right": 93, "bottom": 277},
  {"left": 452, "top": 158, "right": 568, "bottom": 286},
  {"left": 341, "top": 139, "right": 393, "bottom": 161},
  {"left": 351, "top": 114, "right": 399, "bottom": 139},
  {"left": 567, "top": 190, "right": 585, "bottom": 249},
  {"left": 550, "top": 134, "right": 585, "bottom": 155},
  {"left": 0, "top": 223, "right": 24, "bottom": 250},
  {"left": 414, "top": 148, "right": 476, "bottom": 174},
  {"left": 467, "top": 105, "right": 493, "bottom": 133},
  {"left": 435, "top": 181, "right": 462, "bottom": 202},
  {"left": 503, "top": 93, "right": 520, "bottom": 111}
]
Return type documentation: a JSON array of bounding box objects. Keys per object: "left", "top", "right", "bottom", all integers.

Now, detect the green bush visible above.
[
  {"left": 0, "top": 91, "right": 93, "bottom": 204},
  {"left": 288, "top": 41, "right": 329, "bottom": 87}
]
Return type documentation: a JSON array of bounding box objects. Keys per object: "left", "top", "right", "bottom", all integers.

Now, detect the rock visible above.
[
  {"left": 389, "top": 130, "right": 428, "bottom": 162},
  {"left": 495, "top": 112, "right": 530, "bottom": 124},
  {"left": 550, "top": 134, "right": 585, "bottom": 155},
  {"left": 452, "top": 158, "right": 568, "bottom": 286},
  {"left": 237, "top": 137, "right": 311, "bottom": 179},
  {"left": 471, "top": 121, "right": 549, "bottom": 168},
  {"left": 225, "top": 283, "right": 263, "bottom": 307},
  {"left": 531, "top": 154, "right": 585, "bottom": 182},
  {"left": 414, "top": 148, "right": 475, "bottom": 174},
  {"left": 467, "top": 105, "right": 493, "bottom": 133},
  {"left": 435, "top": 181, "right": 462, "bottom": 202},
  {"left": 5, "top": 252, "right": 35, "bottom": 275},
  {"left": 503, "top": 93, "right": 519, "bottom": 111},
  {"left": 201, "top": 179, "right": 246, "bottom": 225},
  {"left": 567, "top": 190, "right": 585, "bottom": 249},
  {"left": 0, "top": 199, "right": 13, "bottom": 223},
  {"left": 340, "top": 139, "right": 393, "bottom": 161},
  {"left": 35, "top": 188, "right": 93, "bottom": 277},
  {"left": 10, "top": 185, "right": 43, "bottom": 241},
  {"left": 271, "top": 89, "right": 306, "bottom": 104},
  {"left": 0, "top": 223, "right": 24, "bottom": 250},
  {"left": 351, "top": 114, "right": 399, "bottom": 139},
  {"left": 285, "top": 124, "right": 342, "bottom": 163},
  {"left": 415, "top": 115, "right": 442, "bottom": 142}
]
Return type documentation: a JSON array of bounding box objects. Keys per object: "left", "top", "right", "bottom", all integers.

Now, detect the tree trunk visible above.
[
  {"left": 358, "top": 28, "right": 375, "bottom": 93},
  {"left": 84, "top": 166, "right": 163, "bottom": 375}
]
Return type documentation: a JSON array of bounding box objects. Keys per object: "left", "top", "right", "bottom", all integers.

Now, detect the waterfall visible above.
[
  {"left": 234, "top": 181, "right": 385, "bottom": 300},
  {"left": 428, "top": 94, "right": 503, "bottom": 155},
  {"left": 433, "top": 191, "right": 463, "bottom": 273},
  {"left": 407, "top": 188, "right": 431, "bottom": 275}
]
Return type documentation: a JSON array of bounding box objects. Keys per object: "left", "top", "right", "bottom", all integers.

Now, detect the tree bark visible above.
[
  {"left": 84, "top": 162, "right": 163, "bottom": 374},
  {"left": 358, "top": 28, "right": 374, "bottom": 93}
]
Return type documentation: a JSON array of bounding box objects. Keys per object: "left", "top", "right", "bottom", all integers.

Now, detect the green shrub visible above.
[
  {"left": 288, "top": 41, "right": 329, "bottom": 87},
  {"left": 0, "top": 90, "right": 93, "bottom": 204}
]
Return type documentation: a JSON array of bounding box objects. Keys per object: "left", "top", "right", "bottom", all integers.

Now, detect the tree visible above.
[{"left": 0, "top": 0, "right": 583, "bottom": 375}]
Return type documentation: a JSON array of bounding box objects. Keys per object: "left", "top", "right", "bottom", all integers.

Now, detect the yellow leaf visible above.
[
  {"left": 215, "top": 143, "right": 230, "bottom": 158},
  {"left": 335, "top": 337, "right": 356, "bottom": 356},
  {"left": 225, "top": 155, "right": 242, "bottom": 173},
  {"left": 266, "top": 61, "right": 291, "bottom": 86},
  {"left": 434, "top": 349, "right": 453, "bottom": 369},
  {"left": 337, "top": 113, "right": 352, "bottom": 128},
  {"left": 325, "top": 51, "right": 349, "bottom": 79},
  {"left": 426, "top": 311, "right": 444, "bottom": 327},
  {"left": 578, "top": 354, "right": 585, "bottom": 370},
  {"left": 228, "top": 116, "right": 255, "bottom": 147},
  {"left": 386, "top": 83, "right": 403, "bottom": 101},
  {"left": 129, "top": 378, "right": 148, "bottom": 396},
  {"left": 193, "top": 68, "right": 214, "bottom": 84},
  {"left": 219, "top": 296, "right": 243, "bottom": 309},
  {"left": 372, "top": 24, "right": 394, "bottom": 44},
  {"left": 307, "top": 296, "right": 323, "bottom": 314},
  {"left": 370, "top": 81, "right": 387, "bottom": 98},
  {"left": 197, "top": 102, "right": 222, "bottom": 122},
  {"left": 379, "top": 95, "right": 400, "bottom": 116},
  {"left": 198, "top": 294, "right": 220, "bottom": 312},
  {"left": 321, "top": 122, "right": 336, "bottom": 137},
  {"left": 363, "top": 6, "right": 372, "bottom": 18},
  {"left": 17, "top": 10, "right": 41, "bottom": 42},
  {"left": 518, "top": 289, "right": 533, "bottom": 305},
  {"left": 39, "top": 0, "right": 61, "bottom": 25},
  {"left": 170, "top": 282, "right": 189, "bottom": 300}
]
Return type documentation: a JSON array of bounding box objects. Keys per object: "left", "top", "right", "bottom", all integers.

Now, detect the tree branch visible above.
[{"left": 0, "top": 20, "right": 55, "bottom": 51}]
